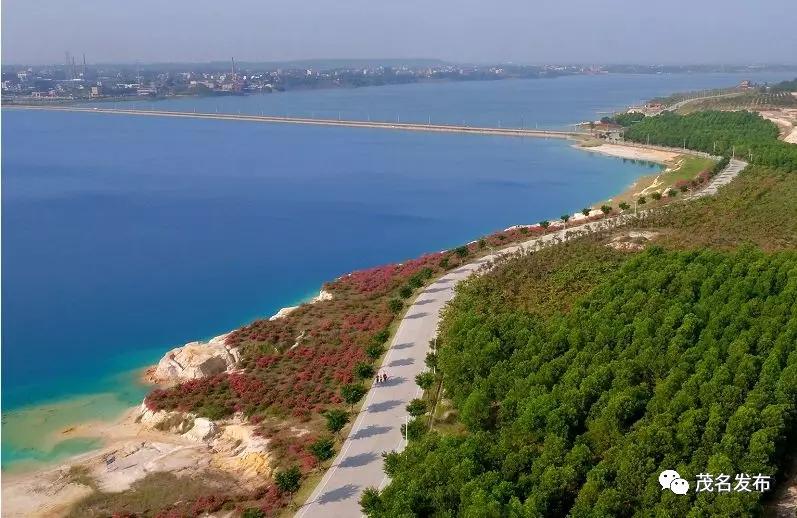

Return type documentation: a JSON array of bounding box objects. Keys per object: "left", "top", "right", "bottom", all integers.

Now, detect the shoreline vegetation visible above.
[{"left": 1, "top": 138, "right": 729, "bottom": 516}]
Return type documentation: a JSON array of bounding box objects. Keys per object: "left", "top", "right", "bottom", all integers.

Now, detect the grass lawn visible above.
[
  {"left": 662, "top": 155, "right": 715, "bottom": 184},
  {"left": 604, "top": 154, "right": 714, "bottom": 208}
]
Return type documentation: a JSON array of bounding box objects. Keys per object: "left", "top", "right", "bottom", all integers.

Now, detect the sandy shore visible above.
[
  {"left": 1, "top": 403, "right": 276, "bottom": 517},
  {"left": 1, "top": 291, "right": 336, "bottom": 516},
  {"left": 1, "top": 408, "right": 200, "bottom": 517},
  {"left": 578, "top": 142, "right": 681, "bottom": 163}
]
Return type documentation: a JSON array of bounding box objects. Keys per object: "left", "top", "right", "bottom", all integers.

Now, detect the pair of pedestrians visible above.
[{"left": 375, "top": 372, "right": 389, "bottom": 384}]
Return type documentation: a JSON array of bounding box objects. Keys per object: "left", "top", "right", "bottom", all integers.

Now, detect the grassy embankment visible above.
[{"left": 602, "top": 155, "right": 715, "bottom": 207}]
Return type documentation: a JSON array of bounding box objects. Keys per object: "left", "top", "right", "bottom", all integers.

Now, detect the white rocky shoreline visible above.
[
  {"left": 145, "top": 288, "right": 333, "bottom": 385},
  {"left": 2, "top": 289, "right": 334, "bottom": 518}
]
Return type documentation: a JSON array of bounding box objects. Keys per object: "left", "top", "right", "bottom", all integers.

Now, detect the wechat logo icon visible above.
[{"left": 659, "top": 470, "right": 690, "bottom": 495}]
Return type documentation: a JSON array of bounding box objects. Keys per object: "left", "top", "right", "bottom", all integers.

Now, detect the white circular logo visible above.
[
  {"left": 659, "top": 469, "right": 680, "bottom": 490},
  {"left": 670, "top": 478, "right": 690, "bottom": 495}
]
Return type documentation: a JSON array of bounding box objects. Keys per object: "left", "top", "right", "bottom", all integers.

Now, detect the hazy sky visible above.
[{"left": 3, "top": 0, "right": 796, "bottom": 65}]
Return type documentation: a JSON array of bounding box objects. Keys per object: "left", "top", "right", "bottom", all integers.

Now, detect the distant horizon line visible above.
[{"left": 3, "top": 58, "right": 797, "bottom": 70}]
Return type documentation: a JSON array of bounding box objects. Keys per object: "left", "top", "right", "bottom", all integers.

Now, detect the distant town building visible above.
[{"left": 590, "top": 121, "right": 623, "bottom": 139}]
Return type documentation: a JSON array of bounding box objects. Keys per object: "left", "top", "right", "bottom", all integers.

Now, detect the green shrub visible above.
[
  {"left": 274, "top": 466, "right": 301, "bottom": 494},
  {"left": 341, "top": 383, "right": 367, "bottom": 407},
  {"left": 324, "top": 409, "right": 350, "bottom": 436},
  {"left": 415, "top": 371, "right": 435, "bottom": 391},
  {"left": 406, "top": 398, "right": 428, "bottom": 417},
  {"left": 354, "top": 362, "right": 375, "bottom": 380},
  {"left": 366, "top": 343, "right": 385, "bottom": 360},
  {"left": 309, "top": 436, "right": 336, "bottom": 462}
]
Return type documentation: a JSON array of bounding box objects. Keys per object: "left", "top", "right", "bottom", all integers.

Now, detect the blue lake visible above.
[{"left": 1, "top": 71, "right": 793, "bottom": 468}]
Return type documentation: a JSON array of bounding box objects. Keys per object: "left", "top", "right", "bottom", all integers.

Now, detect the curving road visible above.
[
  {"left": 296, "top": 159, "right": 746, "bottom": 517},
  {"left": 295, "top": 223, "right": 631, "bottom": 517},
  {"left": 295, "top": 257, "right": 486, "bottom": 517}
]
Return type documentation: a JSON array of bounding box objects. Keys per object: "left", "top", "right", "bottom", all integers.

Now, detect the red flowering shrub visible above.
[
  {"left": 190, "top": 494, "right": 227, "bottom": 515},
  {"left": 674, "top": 179, "right": 691, "bottom": 192},
  {"left": 327, "top": 252, "right": 445, "bottom": 296},
  {"left": 250, "top": 483, "right": 290, "bottom": 516},
  {"left": 697, "top": 168, "right": 713, "bottom": 183}
]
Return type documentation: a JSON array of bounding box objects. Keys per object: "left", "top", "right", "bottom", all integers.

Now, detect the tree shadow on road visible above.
[
  {"left": 388, "top": 357, "right": 415, "bottom": 367},
  {"left": 338, "top": 452, "right": 378, "bottom": 468},
  {"left": 351, "top": 424, "right": 393, "bottom": 440},
  {"left": 317, "top": 483, "right": 360, "bottom": 504},
  {"left": 379, "top": 376, "right": 406, "bottom": 388},
  {"left": 392, "top": 342, "right": 415, "bottom": 350},
  {"left": 367, "top": 399, "right": 403, "bottom": 412},
  {"left": 423, "top": 286, "right": 451, "bottom": 294},
  {"left": 404, "top": 312, "right": 428, "bottom": 320}
]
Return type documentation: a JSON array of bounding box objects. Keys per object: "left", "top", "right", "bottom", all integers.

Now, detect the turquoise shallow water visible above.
[{"left": 2, "top": 71, "right": 792, "bottom": 469}]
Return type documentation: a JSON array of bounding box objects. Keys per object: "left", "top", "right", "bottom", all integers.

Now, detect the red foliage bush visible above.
[
  {"left": 251, "top": 483, "right": 290, "bottom": 516},
  {"left": 190, "top": 494, "right": 226, "bottom": 515},
  {"left": 328, "top": 252, "right": 445, "bottom": 296}
]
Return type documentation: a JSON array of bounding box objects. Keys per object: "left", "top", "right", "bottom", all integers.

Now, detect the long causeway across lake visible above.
[{"left": 6, "top": 105, "right": 587, "bottom": 139}]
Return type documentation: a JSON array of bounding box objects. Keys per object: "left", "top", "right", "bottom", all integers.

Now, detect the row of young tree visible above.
[
  {"left": 362, "top": 247, "right": 797, "bottom": 516},
  {"left": 770, "top": 78, "right": 797, "bottom": 92},
  {"left": 601, "top": 112, "right": 645, "bottom": 126},
  {"left": 623, "top": 110, "right": 797, "bottom": 171}
]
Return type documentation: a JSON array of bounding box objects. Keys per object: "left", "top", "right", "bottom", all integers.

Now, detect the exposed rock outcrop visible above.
[
  {"left": 136, "top": 406, "right": 273, "bottom": 482},
  {"left": 607, "top": 230, "right": 659, "bottom": 251},
  {"left": 312, "top": 289, "right": 333, "bottom": 302},
  {"left": 211, "top": 423, "right": 273, "bottom": 479},
  {"left": 183, "top": 418, "right": 219, "bottom": 442},
  {"left": 138, "top": 405, "right": 195, "bottom": 433},
  {"left": 269, "top": 289, "right": 334, "bottom": 321},
  {"left": 269, "top": 305, "right": 299, "bottom": 320},
  {"left": 152, "top": 338, "right": 240, "bottom": 383}
]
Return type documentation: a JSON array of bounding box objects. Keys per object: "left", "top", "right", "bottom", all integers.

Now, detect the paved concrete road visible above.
[
  {"left": 688, "top": 158, "right": 747, "bottom": 198},
  {"left": 295, "top": 229, "right": 605, "bottom": 518},
  {"left": 296, "top": 158, "right": 746, "bottom": 518},
  {"left": 294, "top": 256, "right": 489, "bottom": 518}
]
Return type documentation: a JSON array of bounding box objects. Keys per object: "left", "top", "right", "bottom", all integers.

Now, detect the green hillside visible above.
[{"left": 364, "top": 164, "right": 797, "bottom": 517}]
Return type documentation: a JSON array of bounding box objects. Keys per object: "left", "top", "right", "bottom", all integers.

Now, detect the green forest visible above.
[
  {"left": 623, "top": 111, "right": 797, "bottom": 170},
  {"left": 363, "top": 150, "right": 797, "bottom": 516},
  {"left": 364, "top": 246, "right": 797, "bottom": 517},
  {"left": 770, "top": 78, "right": 797, "bottom": 92}
]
